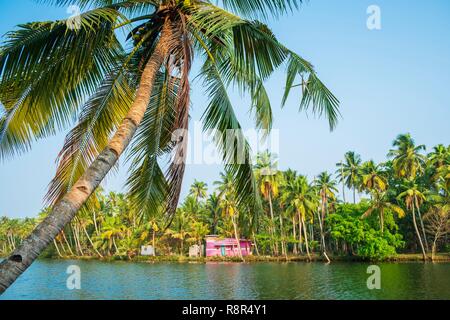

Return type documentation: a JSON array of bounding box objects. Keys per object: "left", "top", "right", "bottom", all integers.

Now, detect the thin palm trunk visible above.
[
  {"left": 292, "top": 216, "right": 297, "bottom": 255},
  {"left": 267, "top": 190, "right": 278, "bottom": 256},
  {"left": 62, "top": 231, "right": 74, "bottom": 256},
  {"left": 231, "top": 216, "right": 244, "bottom": 262},
  {"left": 92, "top": 211, "right": 99, "bottom": 236},
  {"left": 0, "top": 24, "right": 172, "bottom": 294},
  {"left": 82, "top": 225, "right": 103, "bottom": 258},
  {"left": 112, "top": 237, "right": 119, "bottom": 255},
  {"left": 298, "top": 213, "right": 303, "bottom": 254},
  {"left": 412, "top": 205, "right": 427, "bottom": 261},
  {"left": 353, "top": 187, "right": 356, "bottom": 204},
  {"left": 72, "top": 223, "right": 84, "bottom": 256},
  {"left": 279, "top": 214, "right": 288, "bottom": 260},
  {"left": 415, "top": 202, "right": 429, "bottom": 252},
  {"left": 53, "top": 240, "right": 63, "bottom": 258},
  {"left": 316, "top": 210, "right": 330, "bottom": 263},
  {"left": 379, "top": 210, "right": 384, "bottom": 233},
  {"left": 252, "top": 231, "right": 260, "bottom": 256},
  {"left": 301, "top": 215, "right": 311, "bottom": 261},
  {"left": 152, "top": 230, "right": 156, "bottom": 257}
]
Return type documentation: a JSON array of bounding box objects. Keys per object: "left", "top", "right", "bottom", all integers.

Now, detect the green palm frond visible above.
[
  {"left": 126, "top": 71, "right": 178, "bottom": 218},
  {"left": 0, "top": 8, "right": 124, "bottom": 160},
  {"left": 46, "top": 66, "right": 136, "bottom": 205},
  {"left": 221, "top": 0, "right": 302, "bottom": 20},
  {"left": 201, "top": 62, "right": 262, "bottom": 213}
]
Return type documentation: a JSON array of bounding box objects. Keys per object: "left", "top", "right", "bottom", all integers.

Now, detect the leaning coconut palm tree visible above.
[{"left": 0, "top": 0, "right": 339, "bottom": 293}]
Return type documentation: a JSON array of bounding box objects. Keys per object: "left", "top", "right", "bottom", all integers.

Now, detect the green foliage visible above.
[
  {"left": 2, "top": 136, "right": 450, "bottom": 261},
  {"left": 328, "top": 204, "right": 404, "bottom": 261}
]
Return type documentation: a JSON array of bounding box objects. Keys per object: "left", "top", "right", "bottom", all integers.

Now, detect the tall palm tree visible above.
[
  {"left": 167, "top": 208, "right": 191, "bottom": 255},
  {"left": 189, "top": 180, "right": 208, "bottom": 204},
  {"left": 314, "top": 172, "right": 338, "bottom": 222},
  {"left": 336, "top": 151, "right": 362, "bottom": 204},
  {"left": 0, "top": 0, "right": 339, "bottom": 293},
  {"left": 388, "top": 134, "right": 426, "bottom": 180},
  {"left": 205, "top": 193, "right": 221, "bottom": 234},
  {"left": 254, "top": 151, "right": 284, "bottom": 256},
  {"left": 397, "top": 185, "right": 428, "bottom": 261},
  {"left": 281, "top": 175, "right": 319, "bottom": 261},
  {"left": 362, "top": 191, "right": 405, "bottom": 233},
  {"left": 215, "top": 171, "right": 245, "bottom": 261}
]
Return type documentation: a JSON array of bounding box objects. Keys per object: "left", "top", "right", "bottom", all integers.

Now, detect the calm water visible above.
[{"left": 1, "top": 260, "right": 449, "bottom": 300}]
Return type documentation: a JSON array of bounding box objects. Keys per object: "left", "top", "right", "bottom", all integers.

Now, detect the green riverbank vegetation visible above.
[{"left": 1, "top": 134, "right": 449, "bottom": 262}]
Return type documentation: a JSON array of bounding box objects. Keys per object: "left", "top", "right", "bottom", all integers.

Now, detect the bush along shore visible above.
[{"left": 1, "top": 134, "right": 449, "bottom": 263}]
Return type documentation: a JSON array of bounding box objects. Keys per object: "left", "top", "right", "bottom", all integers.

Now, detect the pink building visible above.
[{"left": 205, "top": 235, "right": 253, "bottom": 257}]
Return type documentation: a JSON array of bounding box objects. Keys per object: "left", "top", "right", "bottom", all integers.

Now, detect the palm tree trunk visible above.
[
  {"left": 292, "top": 216, "right": 297, "bottom": 255},
  {"left": 279, "top": 214, "right": 288, "bottom": 260},
  {"left": 353, "top": 187, "right": 356, "bottom": 204},
  {"left": 232, "top": 216, "right": 245, "bottom": 262},
  {"left": 112, "top": 237, "right": 119, "bottom": 255},
  {"left": 268, "top": 191, "right": 278, "bottom": 256},
  {"left": 72, "top": 223, "right": 84, "bottom": 256},
  {"left": 0, "top": 24, "right": 172, "bottom": 294},
  {"left": 301, "top": 215, "right": 311, "bottom": 261},
  {"left": 416, "top": 204, "right": 429, "bottom": 252},
  {"left": 379, "top": 210, "right": 384, "bottom": 233},
  {"left": 53, "top": 240, "right": 63, "bottom": 258},
  {"left": 92, "top": 211, "right": 99, "bottom": 236},
  {"left": 412, "top": 205, "right": 427, "bottom": 261},
  {"left": 82, "top": 225, "right": 103, "bottom": 258},
  {"left": 252, "top": 231, "right": 260, "bottom": 256},
  {"left": 152, "top": 230, "right": 156, "bottom": 257},
  {"left": 298, "top": 213, "right": 303, "bottom": 254},
  {"left": 62, "top": 231, "right": 74, "bottom": 256},
  {"left": 316, "top": 210, "right": 330, "bottom": 263}
]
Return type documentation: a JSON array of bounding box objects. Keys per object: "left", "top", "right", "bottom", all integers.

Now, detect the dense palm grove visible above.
[{"left": 1, "top": 134, "right": 449, "bottom": 261}]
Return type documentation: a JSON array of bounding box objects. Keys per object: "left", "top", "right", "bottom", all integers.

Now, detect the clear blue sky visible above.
[{"left": 1, "top": 0, "right": 450, "bottom": 218}]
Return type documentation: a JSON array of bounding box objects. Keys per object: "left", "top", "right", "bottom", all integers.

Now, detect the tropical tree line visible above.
[
  {"left": 0, "top": 0, "right": 339, "bottom": 293},
  {"left": 2, "top": 134, "right": 449, "bottom": 262}
]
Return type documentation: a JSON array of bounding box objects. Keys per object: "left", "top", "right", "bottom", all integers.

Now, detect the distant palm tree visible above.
[
  {"left": 205, "top": 193, "right": 221, "bottom": 234},
  {"left": 388, "top": 134, "right": 426, "bottom": 180},
  {"left": 215, "top": 172, "right": 245, "bottom": 261},
  {"left": 314, "top": 172, "right": 338, "bottom": 222},
  {"left": 428, "top": 144, "right": 450, "bottom": 170},
  {"left": 362, "top": 191, "right": 405, "bottom": 233},
  {"left": 336, "top": 151, "right": 362, "bottom": 203},
  {"left": 188, "top": 220, "right": 209, "bottom": 251},
  {"left": 166, "top": 208, "right": 191, "bottom": 255},
  {"left": 281, "top": 175, "right": 319, "bottom": 261},
  {"left": 189, "top": 180, "right": 208, "bottom": 204},
  {"left": 0, "top": 0, "right": 339, "bottom": 292},
  {"left": 254, "top": 151, "right": 284, "bottom": 256}
]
